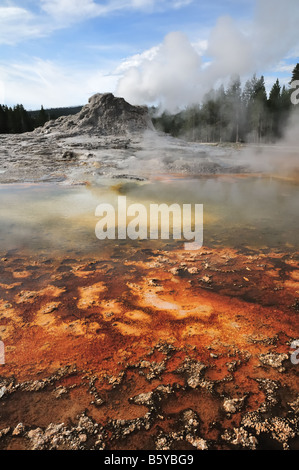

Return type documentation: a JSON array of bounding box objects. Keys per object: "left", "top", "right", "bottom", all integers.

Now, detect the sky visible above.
[{"left": 0, "top": 0, "right": 298, "bottom": 110}]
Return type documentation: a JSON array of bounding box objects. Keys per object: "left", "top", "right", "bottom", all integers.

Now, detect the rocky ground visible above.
[
  {"left": 0, "top": 130, "right": 250, "bottom": 186},
  {"left": 0, "top": 93, "right": 252, "bottom": 186}
]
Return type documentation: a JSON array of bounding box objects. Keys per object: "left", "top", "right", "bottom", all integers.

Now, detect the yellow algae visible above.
[
  {"left": 15, "top": 285, "right": 65, "bottom": 304},
  {"left": 113, "top": 322, "right": 146, "bottom": 336},
  {"left": 0, "top": 299, "right": 22, "bottom": 323},
  {"left": 34, "top": 312, "right": 57, "bottom": 329},
  {"left": 124, "top": 310, "right": 151, "bottom": 323},
  {"left": 0, "top": 282, "right": 21, "bottom": 290},
  {"left": 12, "top": 271, "right": 32, "bottom": 279},
  {"left": 290, "top": 270, "right": 299, "bottom": 281},
  {"left": 99, "top": 299, "right": 123, "bottom": 319},
  {"left": 77, "top": 282, "right": 107, "bottom": 309}
]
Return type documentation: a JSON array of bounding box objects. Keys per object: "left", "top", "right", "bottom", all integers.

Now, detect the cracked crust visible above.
[{"left": 0, "top": 244, "right": 298, "bottom": 450}]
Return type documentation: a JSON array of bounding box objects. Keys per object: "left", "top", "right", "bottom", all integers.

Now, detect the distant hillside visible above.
[{"left": 29, "top": 106, "right": 83, "bottom": 121}]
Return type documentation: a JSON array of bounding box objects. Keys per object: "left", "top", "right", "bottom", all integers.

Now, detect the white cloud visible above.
[
  {"left": 40, "top": 0, "right": 194, "bottom": 22},
  {"left": 40, "top": 0, "right": 107, "bottom": 22},
  {"left": 0, "top": 58, "right": 119, "bottom": 109},
  {"left": 116, "top": 37, "right": 208, "bottom": 75},
  {"left": 273, "top": 62, "right": 296, "bottom": 75},
  {"left": 115, "top": 46, "right": 161, "bottom": 74},
  {"left": 172, "top": 0, "right": 194, "bottom": 8},
  {"left": 0, "top": 0, "right": 195, "bottom": 45},
  {"left": 0, "top": 6, "right": 45, "bottom": 45}
]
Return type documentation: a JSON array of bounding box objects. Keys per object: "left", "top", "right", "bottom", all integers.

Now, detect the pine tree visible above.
[
  {"left": 280, "top": 85, "right": 292, "bottom": 112},
  {"left": 19, "top": 105, "right": 34, "bottom": 132},
  {"left": 201, "top": 89, "right": 220, "bottom": 142},
  {"left": 268, "top": 79, "right": 281, "bottom": 139},
  {"left": 225, "top": 74, "right": 243, "bottom": 142},
  {"left": 244, "top": 74, "right": 268, "bottom": 143},
  {"left": 290, "top": 63, "right": 299, "bottom": 84},
  {"left": 215, "top": 84, "right": 227, "bottom": 142},
  {"left": 13, "top": 105, "right": 23, "bottom": 133},
  {"left": 6, "top": 107, "right": 15, "bottom": 133},
  {"left": 0, "top": 105, "right": 6, "bottom": 133},
  {"left": 36, "top": 105, "right": 49, "bottom": 127}
]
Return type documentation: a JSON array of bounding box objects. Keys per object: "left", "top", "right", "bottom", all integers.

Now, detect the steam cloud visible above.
[{"left": 116, "top": 0, "right": 299, "bottom": 112}]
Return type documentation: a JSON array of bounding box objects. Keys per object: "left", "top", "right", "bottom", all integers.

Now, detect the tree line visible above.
[
  {"left": 0, "top": 104, "right": 82, "bottom": 134},
  {"left": 152, "top": 63, "right": 299, "bottom": 144},
  {"left": 0, "top": 105, "right": 48, "bottom": 134}
]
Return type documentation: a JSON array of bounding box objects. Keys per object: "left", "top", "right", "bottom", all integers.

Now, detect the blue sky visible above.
[{"left": 0, "top": 0, "right": 298, "bottom": 110}]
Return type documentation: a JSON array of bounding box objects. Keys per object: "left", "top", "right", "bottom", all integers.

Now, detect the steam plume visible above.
[{"left": 117, "top": 0, "right": 299, "bottom": 112}]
